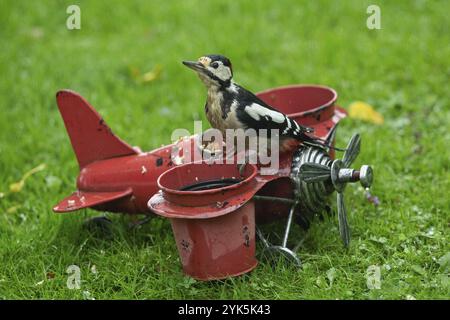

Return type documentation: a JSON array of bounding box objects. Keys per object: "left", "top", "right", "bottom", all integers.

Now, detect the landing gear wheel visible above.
[
  {"left": 83, "top": 216, "right": 113, "bottom": 237},
  {"left": 256, "top": 202, "right": 302, "bottom": 268}
]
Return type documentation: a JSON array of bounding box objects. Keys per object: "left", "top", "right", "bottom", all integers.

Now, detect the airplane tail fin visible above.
[{"left": 56, "top": 90, "right": 138, "bottom": 168}]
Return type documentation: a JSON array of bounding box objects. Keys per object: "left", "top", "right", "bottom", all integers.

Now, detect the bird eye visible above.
[{"left": 211, "top": 62, "right": 219, "bottom": 69}]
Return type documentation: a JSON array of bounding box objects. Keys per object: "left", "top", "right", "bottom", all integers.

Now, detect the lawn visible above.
[{"left": 0, "top": 0, "right": 448, "bottom": 299}]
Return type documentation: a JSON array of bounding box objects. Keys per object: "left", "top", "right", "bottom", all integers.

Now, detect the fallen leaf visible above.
[
  {"left": 6, "top": 205, "right": 21, "bottom": 214},
  {"left": 10, "top": 163, "right": 46, "bottom": 193},
  {"left": 348, "top": 101, "right": 384, "bottom": 124},
  {"left": 9, "top": 181, "right": 24, "bottom": 193},
  {"left": 35, "top": 280, "right": 44, "bottom": 286},
  {"left": 46, "top": 272, "right": 56, "bottom": 280},
  {"left": 128, "top": 65, "right": 162, "bottom": 84},
  {"left": 141, "top": 65, "right": 162, "bottom": 83}
]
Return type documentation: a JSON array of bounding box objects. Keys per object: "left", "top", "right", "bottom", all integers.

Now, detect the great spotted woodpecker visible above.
[{"left": 182, "top": 54, "right": 330, "bottom": 153}]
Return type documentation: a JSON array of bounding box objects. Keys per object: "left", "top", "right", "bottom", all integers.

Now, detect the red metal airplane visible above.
[
  {"left": 53, "top": 86, "right": 373, "bottom": 276},
  {"left": 53, "top": 85, "right": 348, "bottom": 216}
]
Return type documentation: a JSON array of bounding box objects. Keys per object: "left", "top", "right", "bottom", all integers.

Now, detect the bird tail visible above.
[{"left": 283, "top": 116, "right": 346, "bottom": 151}]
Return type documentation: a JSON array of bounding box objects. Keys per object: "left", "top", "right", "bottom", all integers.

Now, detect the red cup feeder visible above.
[{"left": 148, "top": 162, "right": 262, "bottom": 280}]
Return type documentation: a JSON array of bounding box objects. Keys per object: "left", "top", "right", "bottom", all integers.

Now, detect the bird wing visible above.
[{"left": 234, "top": 86, "right": 313, "bottom": 138}]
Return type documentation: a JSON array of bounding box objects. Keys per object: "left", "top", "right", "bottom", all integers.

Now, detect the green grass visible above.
[{"left": 0, "top": 0, "right": 449, "bottom": 299}]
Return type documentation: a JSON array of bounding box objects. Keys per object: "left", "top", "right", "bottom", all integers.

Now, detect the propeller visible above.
[
  {"left": 342, "top": 133, "right": 361, "bottom": 167},
  {"left": 298, "top": 133, "right": 373, "bottom": 247}
]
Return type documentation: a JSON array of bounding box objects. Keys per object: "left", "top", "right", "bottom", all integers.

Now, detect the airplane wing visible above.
[{"left": 53, "top": 188, "right": 133, "bottom": 213}]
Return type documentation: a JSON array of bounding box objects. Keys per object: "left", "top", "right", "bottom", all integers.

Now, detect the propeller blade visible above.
[
  {"left": 337, "top": 192, "right": 350, "bottom": 247},
  {"left": 342, "top": 133, "right": 361, "bottom": 167},
  {"left": 299, "top": 163, "right": 331, "bottom": 183},
  {"left": 324, "top": 124, "right": 338, "bottom": 148}
]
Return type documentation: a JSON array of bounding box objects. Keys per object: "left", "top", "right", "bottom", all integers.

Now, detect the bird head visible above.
[{"left": 183, "top": 54, "right": 233, "bottom": 88}]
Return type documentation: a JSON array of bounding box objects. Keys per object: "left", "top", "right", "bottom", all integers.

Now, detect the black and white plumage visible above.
[{"left": 182, "top": 54, "right": 327, "bottom": 152}]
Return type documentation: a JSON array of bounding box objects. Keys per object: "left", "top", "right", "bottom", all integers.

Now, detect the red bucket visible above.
[
  {"left": 257, "top": 84, "right": 346, "bottom": 159},
  {"left": 148, "top": 162, "right": 260, "bottom": 280}
]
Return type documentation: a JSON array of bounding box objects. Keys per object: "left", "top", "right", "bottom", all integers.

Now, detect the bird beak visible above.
[{"left": 182, "top": 60, "right": 206, "bottom": 73}]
